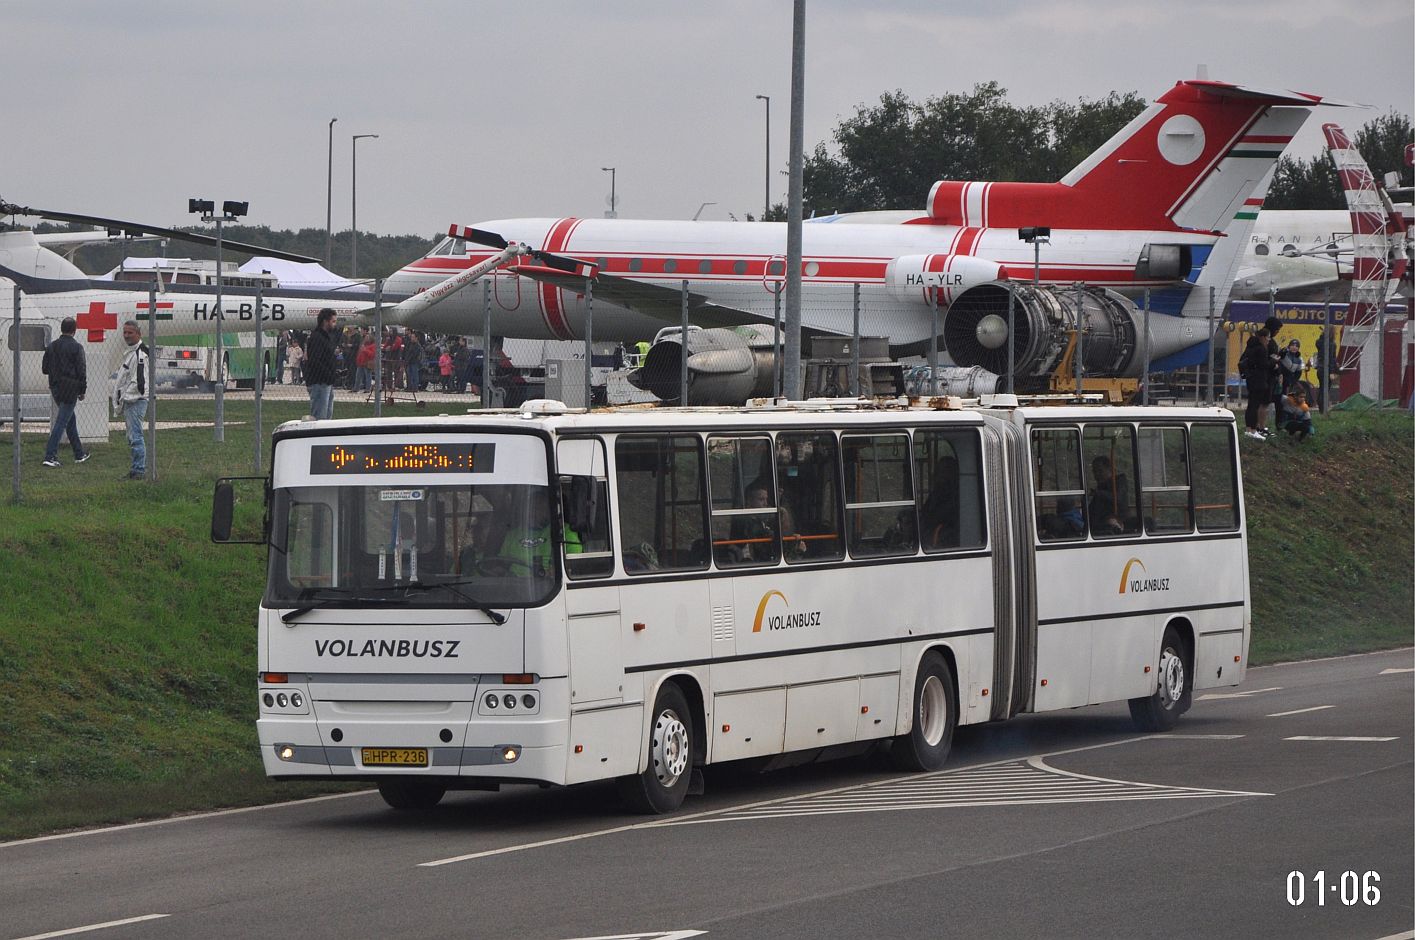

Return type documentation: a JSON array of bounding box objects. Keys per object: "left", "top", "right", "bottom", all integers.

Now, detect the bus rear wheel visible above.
[
  {"left": 891, "top": 652, "right": 956, "bottom": 772},
  {"left": 617, "top": 682, "right": 693, "bottom": 814},
  {"left": 377, "top": 778, "right": 446, "bottom": 811},
  {"left": 1129, "top": 626, "right": 1191, "bottom": 732}
]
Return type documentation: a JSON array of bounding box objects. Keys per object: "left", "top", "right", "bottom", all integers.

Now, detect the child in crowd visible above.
[{"left": 1280, "top": 382, "right": 1316, "bottom": 441}]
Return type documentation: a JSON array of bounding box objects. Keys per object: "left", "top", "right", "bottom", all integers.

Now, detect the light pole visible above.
[
  {"left": 189, "top": 198, "right": 248, "bottom": 442},
  {"left": 755, "top": 94, "right": 770, "bottom": 218},
  {"left": 1018, "top": 227, "right": 1051, "bottom": 395},
  {"left": 325, "top": 117, "right": 337, "bottom": 267},
  {"left": 351, "top": 133, "right": 379, "bottom": 278},
  {"left": 601, "top": 166, "right": 616, "bottom": 218}
]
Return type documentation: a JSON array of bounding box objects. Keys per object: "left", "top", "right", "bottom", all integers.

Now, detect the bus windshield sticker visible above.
[{"left": 379, "top": 489, "right": 425, "bottom": 502}]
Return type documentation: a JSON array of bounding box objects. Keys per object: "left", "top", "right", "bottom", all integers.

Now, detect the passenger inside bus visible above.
[
  {"left": 918, "top": 455, "right": 960, "bottom": 550},
  {"left": 1088, "top": 455, "right": 1136, "bottom": 536}
]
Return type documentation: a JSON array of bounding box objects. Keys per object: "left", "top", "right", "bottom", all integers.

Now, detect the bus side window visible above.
[
  {"left": 776, "top": 432, "right": 844, "bottom": 564},
  {"left": 1137, "top": 426, "right": 1193, "bottom": 533},
  {"left": 1031, "top": 427, "right": 1086, "bottom": 542},
  {"left": 843, "top": 433, "right": 917, "bottom": 558},
  {"left": 558, "top": 438, "right": 614, "bottom": 579},
  {"left": 707, "top": 436, "right": 780, "bottom": 568},
  {"left": 615, "top": 434, "right": 708, "bottom": 574},
  {"left": 1190, "top": 424, "right": 1239, "bottom": 531},
  {"left": 914, "top": 428, "right": 987, "bottom": 552},
  {"left": 1082, "top": 423, "right": 1140, "bottom": 538}
]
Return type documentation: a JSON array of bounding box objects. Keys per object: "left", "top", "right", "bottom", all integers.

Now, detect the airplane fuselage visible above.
[{"left": 386, "top": 217, "right": 1218, "bottom": 344}]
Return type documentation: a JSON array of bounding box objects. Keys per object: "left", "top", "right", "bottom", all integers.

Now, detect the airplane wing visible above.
[
  {"left": 509, "top": 264, "right": 781, "bottom": 331},
  {"left": 1, "top": 200, "right": 319, "bottom": 264}
]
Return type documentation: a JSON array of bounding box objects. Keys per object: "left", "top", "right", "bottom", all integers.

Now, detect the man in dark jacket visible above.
[
  {"left": 40, "top": 317, "right": 91, "bottom": 467},
  {"left": 304, "top": 308, "right": 339, "bottom": 419}
]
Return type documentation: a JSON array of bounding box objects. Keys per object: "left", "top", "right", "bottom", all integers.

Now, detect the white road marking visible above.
[
  {"left": 11, "top": 914, "right": 169, "bottom": 940},
  {"left": 562, "top": 933, "right": 706, "bottom": 940},
  {"left": 419, "top": 734, "right": 1202, "bottom": 867},
  {"left": 1266, "top": 705, "right": 1335, "bottom": 717},
  {"left": 1151, "top": 734, "right": 1245, "bottom": 740},
  {"left": 655, "top": 753, "right": 1268, "bottom": 826},
  {"left": 1197, "top": 686, "right": 1282, "bottom": 700},
  {"left": 1284, "top": 736, "right": 1399, "bottom": 742},
  {"left": 0, "top": 790, "right": 373, "bottom": 850},
  {"left": 1371, "top": 931, "right": 1414, "bottom": 940},
  {"left": 1379, "top": 667, "right": 1415, "bottom": 675}
]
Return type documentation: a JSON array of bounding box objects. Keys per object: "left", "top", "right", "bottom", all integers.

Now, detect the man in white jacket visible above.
[{"left": 112, "top": 320, "right": 150, "bottom": 480}]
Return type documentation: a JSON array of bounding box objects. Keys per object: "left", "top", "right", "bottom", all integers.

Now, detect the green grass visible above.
[
  {"left": 1239, "top": 406, "right": 1413, "bottom": 664},
  {"left": 0, "top": 400, "right": 1409, "bottom": 839}
]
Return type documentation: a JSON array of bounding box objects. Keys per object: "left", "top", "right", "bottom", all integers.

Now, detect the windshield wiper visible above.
[
  {"left": 392, "top": 580, "right": 509, "bottom": 625},
  {"left": 279, "top": 589, "right": 401, "bottom": 623}
]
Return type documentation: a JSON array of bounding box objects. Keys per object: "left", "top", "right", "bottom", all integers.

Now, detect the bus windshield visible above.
[{"left": 266, "top": 482, "right": 558, "bottom": 610}]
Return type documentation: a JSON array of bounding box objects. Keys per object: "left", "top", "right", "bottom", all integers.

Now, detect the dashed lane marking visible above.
[
  {"left": 11, "top": 914, "right": 169, "bottom": 940},
  {"left": 1197, "top": 686, "right": 1282, "bottom": 700},
  {"left": 1379, "top": 668, "right": 1415, "bottom": 675},
  {"left": 1284, "top": 736, "right": 1399, "bottom": 742},
  {"left": 1266, "top": 705, "right": 1335, "bottom": 717}
]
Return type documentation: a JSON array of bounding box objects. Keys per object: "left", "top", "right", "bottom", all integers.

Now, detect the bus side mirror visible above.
[
  {"left": 212, "top": 481, "right": 235, "bottom": 542},
  {"left": 211, "top": 476, "right": 270, "bottom": 544}
]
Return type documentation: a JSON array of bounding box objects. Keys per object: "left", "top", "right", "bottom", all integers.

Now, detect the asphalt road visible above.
[{"left": 3, "top": 648, "right": 1411, "bottom": 940}]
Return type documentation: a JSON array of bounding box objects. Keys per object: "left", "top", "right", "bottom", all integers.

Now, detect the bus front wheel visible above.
[
  {"left": 1129, "top": 626, "right": 1191, "bottom": 732},
  {"left": 618, "top": 682, "right": 693, "bottom": 814},
  {"left": 891, "top": 652, "right": 956, "bottom": 772},
  {"left": 377, "top": 778, "right": 446, "bottom": 811}
]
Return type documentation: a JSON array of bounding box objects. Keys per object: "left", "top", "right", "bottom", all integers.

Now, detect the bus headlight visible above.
[{"left": 276, "top": 744, "right": 296, "bottom": 761}]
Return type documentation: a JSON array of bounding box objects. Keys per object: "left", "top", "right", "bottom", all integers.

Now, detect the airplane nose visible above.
[{"left": 975, "top": 313, "right": 1009, "bottom": 350}]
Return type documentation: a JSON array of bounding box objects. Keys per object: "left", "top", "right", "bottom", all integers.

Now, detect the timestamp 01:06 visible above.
[{"left": 1286, "top": 870, "right": 1381, "bottom": 906}]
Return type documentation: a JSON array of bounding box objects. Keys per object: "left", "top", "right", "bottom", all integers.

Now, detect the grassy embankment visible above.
[{"left": 0, "top": 400, "right": 1409, "bottom": 840}]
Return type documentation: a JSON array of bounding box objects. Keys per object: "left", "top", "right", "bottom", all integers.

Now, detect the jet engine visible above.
[
  {"left": 628, "top": 327, "right": 775, "bottom": 405},
  {"left": 942, "top": 284, "right": 1204, "bottom": 379}
]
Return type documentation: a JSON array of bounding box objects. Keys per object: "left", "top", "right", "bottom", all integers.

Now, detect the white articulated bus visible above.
[{"left": 212, "top": 399, "right": 1249, "bottom": 813}]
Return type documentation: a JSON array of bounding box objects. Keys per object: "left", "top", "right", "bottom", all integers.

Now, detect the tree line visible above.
[{"left": 792, "top": 82, "right": 1411, "bottom": 215}]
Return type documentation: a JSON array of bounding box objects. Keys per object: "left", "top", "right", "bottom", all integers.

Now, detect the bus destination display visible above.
[{"left": 309, "top": 442, "right": 495, "bottom": 475}]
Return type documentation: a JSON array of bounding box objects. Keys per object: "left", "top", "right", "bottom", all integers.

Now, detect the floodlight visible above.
[
  {"left": 1019, "top": 227, "right": 1051, "bottom": 242},
  {"left": 223, "top": 201, "right": 249, "bottom": 218},
  {"left": 189, "top": 198, "right": 214, "bottom": 215}
]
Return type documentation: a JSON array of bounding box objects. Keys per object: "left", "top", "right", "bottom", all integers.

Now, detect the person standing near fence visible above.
[
  {"left": 39, "top": 316, "right": 90, "bottom": 468},
  {"left": 111, "top": 320, "right": 150, "bottom": 480},
  {"left": 304, "top": 308, "right": 339, "bottom": 420}
]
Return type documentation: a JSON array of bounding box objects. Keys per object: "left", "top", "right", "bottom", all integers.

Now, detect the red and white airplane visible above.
[{"left": 3, "top": 77, "right": 1342, "bottom": 391}]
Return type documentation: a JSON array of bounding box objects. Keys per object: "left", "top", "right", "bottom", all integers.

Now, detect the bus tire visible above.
[
  {"left": 1129, "top": 626, "right": 1190, "bottom": 732},
  {"left": 891, "top": 652, "right": 956, "bottom": 772},
  {"left": 617, "top": 682, "right": 693, "bottom": 814},
  {"left": 377, "top": 778, "right": 446, "bottom": 811}
]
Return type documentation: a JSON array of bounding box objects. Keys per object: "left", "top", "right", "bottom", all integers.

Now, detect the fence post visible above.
[
  {"left": 1206, "top": 285, "right": 1216, "bottom": 405},
  {"left": 851, "top": 282, "right": 860, "bottom": 397},
  {"left": 11, "top": 285, "right": 20, "bottom": 504},
  {"left": 373, "top": 279, "right": 384, "bottom": 418},
  {"left": 147, "top": 279, "right": 159, "bottom": 482},
  {"left": 928, "top": 292, "right": 939, "bottom": 395},
  {"left": 1322, "top": 287, "right": 1333, "bottom": 415},
  {"left": 482, "top": 280, "right": 492, "bottom": 409},
  {"left": 253, "top": 287, "right": 263, "bottom": 471},
  {"left": 680, "top": 280, "right": 689, "bottom": 404},
  {"left": 1006, "top": 285, "right": 1015, "bottom": 394},
  {"left": 1075, "top": 283, "right": 1085, "bottom": 397},
  {"left": 1141, "top": 287, "right": 1151, "bottom": 405},
  {"left": 773, "top": 282, "right": 783, "bottom": 399},
  {"left": 583, "top": 276, "right": 594, "bottom": 410}
]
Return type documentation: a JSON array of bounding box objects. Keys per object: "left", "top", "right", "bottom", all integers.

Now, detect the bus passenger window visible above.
[
  {"left": 558, "top": 438, "right": 614, "bottom": 579},
  {"left": 914, "top": 429, "right": 987, "bottom": 552},
  {"left": 707, "top": 436, "right": 780, "bottom": 568},
  {"left": 1031, "top": 428, "right": 1086, "bottom": 542},
  {"left": 1082, "top": 424, "right": 1139, "bottom": 538},
  {"left": 1138, "top": 426, "right": 1193, "bottom": 533},
  {"left": 615, "top": 435, "right": 708, "bottom": 574},
  {"left": 1190, "top": 424, "right": 1239, "bottom": 531},
  {"left": 843, "top": 433, "right": 917, "bottom": 558},
  {"left": 776, "top": 432, "right": 844, "bottom": 563},
  {"left": 285, "top": 497, "right": 333, "bottom": 587}
]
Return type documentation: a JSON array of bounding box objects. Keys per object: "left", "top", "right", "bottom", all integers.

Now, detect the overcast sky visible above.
[{"left": 6, "top": 0, "right": 1411, "bottom": 239}]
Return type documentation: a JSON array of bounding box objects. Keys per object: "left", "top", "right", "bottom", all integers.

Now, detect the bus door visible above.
[{"left": 558, "top": 437, "right": 623, "bottom": 706}]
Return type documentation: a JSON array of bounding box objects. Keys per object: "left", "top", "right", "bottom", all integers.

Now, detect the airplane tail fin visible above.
[{"left": 926, "top": 81, "right": 1337, "bottom": 232}]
